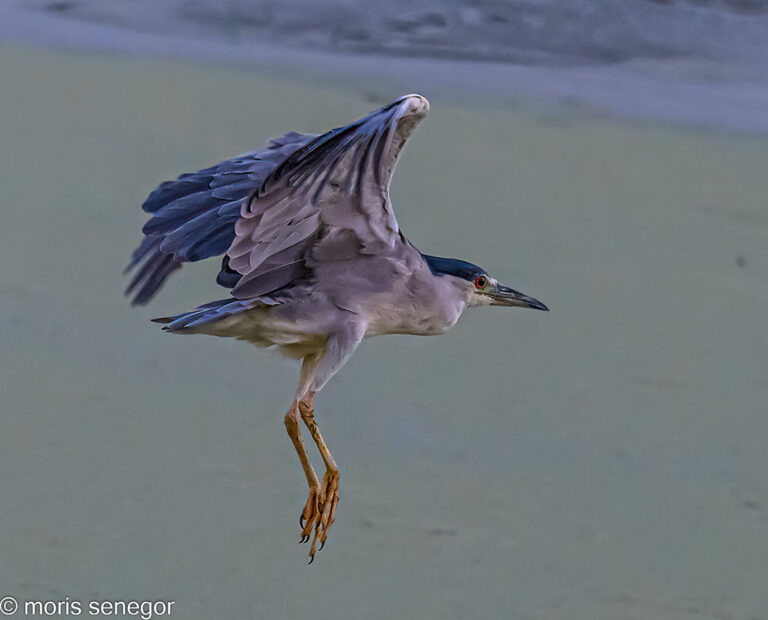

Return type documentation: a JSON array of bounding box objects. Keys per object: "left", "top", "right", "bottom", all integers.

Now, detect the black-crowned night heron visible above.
[{"left": 126, "top": 94, "right": 548, "bottom": 562}]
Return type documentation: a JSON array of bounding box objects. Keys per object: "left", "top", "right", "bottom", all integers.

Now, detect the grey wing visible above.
[
  {"left": 227, "top": 94, "right": 430, "bottom": 299},
  {"left": 124, "top": 131, "right": 316, "bottom": 305}
]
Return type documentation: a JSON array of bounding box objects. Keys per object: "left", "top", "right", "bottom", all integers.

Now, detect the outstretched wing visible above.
[
  {"left": 125, "top": 94, "right": 429, "bottom": 305},
  {"left": 227, "top": 94, "right": 429, "bottom": 299},
  {"left": 125, "top": 131, "right": 315, "bottom": 305}
]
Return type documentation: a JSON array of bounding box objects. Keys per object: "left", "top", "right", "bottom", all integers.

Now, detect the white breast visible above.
[{"left": 363, "top": 274, "right": 466, "bottom": 337}]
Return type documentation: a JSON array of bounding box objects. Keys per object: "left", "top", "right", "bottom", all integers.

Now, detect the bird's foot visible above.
[
  {"left": 299, "top": 469, "right": 340, "bottom": 563},
  {"left": 299, "top": 485, "right": 320, "bottom": 543},
  {"left": 315, "top": 469, "right": 340, "bottom": 553}
]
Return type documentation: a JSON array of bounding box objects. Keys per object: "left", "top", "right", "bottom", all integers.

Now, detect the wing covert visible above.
[
  {"left": 126, "top": 95, "right": 429, "bottom": 305},
  {"left": 227, "top": 94, "right": 429, "bottom": 299}
]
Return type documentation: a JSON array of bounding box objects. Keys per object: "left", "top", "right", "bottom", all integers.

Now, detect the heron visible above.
[{"left": 126, "top": 94, "right": 548, "bottom": 562}]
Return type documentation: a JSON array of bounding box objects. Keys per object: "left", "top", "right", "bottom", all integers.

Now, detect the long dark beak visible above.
[{"left": 488, "top": 283, "right": 549, "bottom": 311}]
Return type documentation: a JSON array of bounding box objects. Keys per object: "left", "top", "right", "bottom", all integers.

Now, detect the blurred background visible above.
[{"left": 1, "top": 2, "right": 767, "bottom": 619}]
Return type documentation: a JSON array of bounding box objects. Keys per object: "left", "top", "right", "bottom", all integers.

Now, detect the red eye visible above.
[{"left": 475, "top": 276, "right": 487, "bottom": 289}]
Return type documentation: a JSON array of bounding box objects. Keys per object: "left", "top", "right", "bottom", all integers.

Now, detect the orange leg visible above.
[
  {"left": 283, "top": 402, "right": 322, "bottom": 548},
  {"left": 299, "top": 392, "right": 340, "bottom": 562}
]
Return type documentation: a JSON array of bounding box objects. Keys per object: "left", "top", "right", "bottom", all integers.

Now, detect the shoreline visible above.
[{"left": 2, "top": 3, "right": 768, "bottom": 136}]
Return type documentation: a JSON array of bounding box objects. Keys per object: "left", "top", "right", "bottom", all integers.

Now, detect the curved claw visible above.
[{"left": 295, "top": 469, "right": 340, "bottom": 563}]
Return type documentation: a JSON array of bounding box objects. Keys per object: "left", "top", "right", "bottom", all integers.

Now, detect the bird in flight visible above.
[{"left": 126, "top": 94, "right": 548, "bottom": 562}]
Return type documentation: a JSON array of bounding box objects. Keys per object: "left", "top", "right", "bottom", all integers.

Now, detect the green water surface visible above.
[{"left": 1, "top": 44, "right": 767, "bottom": 620}]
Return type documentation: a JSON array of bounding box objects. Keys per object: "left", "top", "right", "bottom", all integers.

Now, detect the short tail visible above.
[{"left": 152, "top": 297, "right": 274, "bottom": 333}]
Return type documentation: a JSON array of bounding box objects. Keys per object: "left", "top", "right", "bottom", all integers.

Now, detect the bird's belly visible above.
[
  {"left": 364, "top": 310, "right": 457, "bottom": 337},
  {"left": 198, "top": 308, "right": 328, "bottom": 358}
]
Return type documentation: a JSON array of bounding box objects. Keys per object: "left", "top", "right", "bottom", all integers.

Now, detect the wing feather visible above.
[
  {"left": 124, "top": 131, "right": 315, "bottom": 305},
  {"left": 125, "top": 95, "right": 429, "bottom": 306},
  {"left": 229, "top": 94, "right": 429, "bottom": 300}
]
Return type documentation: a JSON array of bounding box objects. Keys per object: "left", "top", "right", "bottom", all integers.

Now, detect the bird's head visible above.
[{"left": 423, "top": 255, "right": 548, "bottom": 311}]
